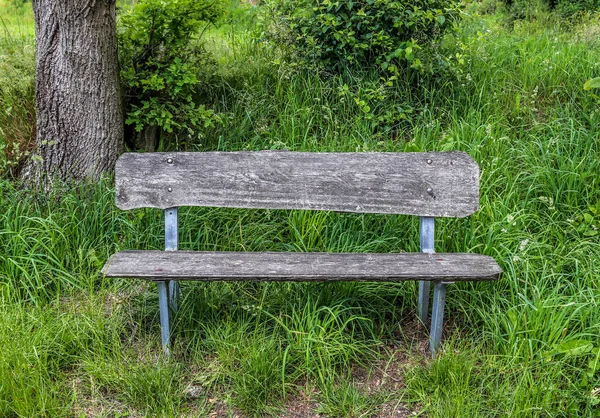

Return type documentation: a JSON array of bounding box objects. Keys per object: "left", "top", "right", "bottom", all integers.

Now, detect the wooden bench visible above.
[{"left": 102, "top": 151, "right": 502, "bottom": 357}]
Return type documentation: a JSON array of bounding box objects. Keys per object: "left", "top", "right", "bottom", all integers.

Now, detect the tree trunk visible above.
[
  {"left": 29, "top": 0, "right": 123, "bottom": 183},
  {"left": 133, "top": 125, "right": 159, "bottom": 153}
]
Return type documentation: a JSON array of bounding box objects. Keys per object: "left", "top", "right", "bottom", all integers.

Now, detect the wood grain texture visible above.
[
  {"left": 102, "top": 251, "right": 502, "bottom": 282},
  {"left": 115, "top": 151, "right": 479, "bottom": 217}
]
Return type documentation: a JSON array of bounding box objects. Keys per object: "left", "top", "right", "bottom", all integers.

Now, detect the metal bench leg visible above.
[
  {"left": 418, "top": 281, "right": 431, "bottom": 324},
  {"left": 168, "top": 280, "right": 180, "bottom": 312},
  {"left": 157, "top": 281, "right": 171, "bottom": 357},
  {"left": 418, "top": 216, "right": 435, "bottom": 324},
  {"left": 165, "top": 208, "right": 179, "bottom": 312},
  {"left": 429, "top": 281, "right": 447, "bottom": 358}
]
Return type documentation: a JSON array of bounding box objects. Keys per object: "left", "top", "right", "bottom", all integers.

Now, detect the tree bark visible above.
[
  {"left": 133, "top": 125, "right": 159, "bottom": 153},
  {"left": 29, "top": 0, "right": 123, "bottom": 183}
]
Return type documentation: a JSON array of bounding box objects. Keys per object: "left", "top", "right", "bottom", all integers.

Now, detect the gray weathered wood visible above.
[
  {"left": 115, "top": 152, "right": 479, "bottom": 217},
  {"left": 102, "top": 251, "right": 501, "bottom": 282}
]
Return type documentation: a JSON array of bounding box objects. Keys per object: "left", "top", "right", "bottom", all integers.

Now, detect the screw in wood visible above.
[
  {"left": 427, "top": 159, "right": 433, "bottom": 164},
  {"left": 167, "top": 158, "right": 173, "bottom": 164},
  {"left": 167, "top": 187, "right": 173, "bottom": 192}
]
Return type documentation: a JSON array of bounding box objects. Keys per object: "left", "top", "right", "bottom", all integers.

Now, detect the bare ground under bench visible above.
[{"left": 102, "top": 251, "right": 502, "bottom": 282}]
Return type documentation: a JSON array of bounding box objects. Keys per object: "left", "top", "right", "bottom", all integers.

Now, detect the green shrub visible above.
[
  {"left": 503, "top": 0, "right": 600, "bottom": 20},
  {"left": 503, "top": 0, "right": 547, "bottom": 21},
  {"left": 554, "top": 0, "right": 600, "bottom": 17},
  {"left": 117, "top": 0, "right": 225, "bottom": 148},
  {"left": 471, "top": 0, "right": 503, "bottom": 15},
  {"left": 261, "top": 0, "right": 462, "bottom": 77}
]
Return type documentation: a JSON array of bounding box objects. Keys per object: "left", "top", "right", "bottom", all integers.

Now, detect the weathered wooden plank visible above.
[
  {"left": 102, "top": 251, "right": 502, "bottom": 281},
  {"left": 115, "top": 151, "right": 479, "bottom": 217}
]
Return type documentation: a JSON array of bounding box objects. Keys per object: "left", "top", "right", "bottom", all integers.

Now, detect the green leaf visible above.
[
  {"left": 588, "top": 349, "right": 600, "bottom": 377},
  {"left": 584, "top": 77, "right": 600, "bottom": 90},
  {"left": 441, "top": 139, "right": 456, "bottom": 152},
  {"left": 554, "top": 340, "right": 594, "bottom": 358}
]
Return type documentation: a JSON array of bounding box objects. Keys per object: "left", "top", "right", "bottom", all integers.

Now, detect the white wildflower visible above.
[{"left": 520, "top": 239, "right": 529, "bottom": 251}]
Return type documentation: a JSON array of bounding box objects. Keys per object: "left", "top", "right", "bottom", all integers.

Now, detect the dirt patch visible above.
[
  {"left": 70, "top": 374, "right": 144, "bottom": 418},
  {"left": 376, "top": 401, "right": 416, "bottom": 418},
  {"left": 281, "top": 398, "right": 321, "bottom": 418}
]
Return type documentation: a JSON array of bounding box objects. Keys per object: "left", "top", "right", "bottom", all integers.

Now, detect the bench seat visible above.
[{"left": 103, "top": 250, "right": 501, "bottom": 282}]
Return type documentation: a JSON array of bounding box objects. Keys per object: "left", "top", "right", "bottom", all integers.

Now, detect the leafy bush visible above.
[
  {"left": 262, "top": 0, "right": 462, "bottom": 77},
  {"left": 471, "top": 0, "right": 503, "bottom": 15},
  {"left": 504, "top": 0, "right": 600, "bottom": 20},
  {"left": 502, "top": 0, "right": 548, "bottom": 22},
  {"left": 553, "top": 0, "right": 600, "bottom": 17},
  {"left": 117, "top": 0, "right": 224, "bottom": 148}
]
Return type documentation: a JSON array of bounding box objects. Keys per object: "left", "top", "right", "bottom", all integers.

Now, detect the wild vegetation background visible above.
[{"left": 0, "top": 0, "right": 599, "bottom": 416}]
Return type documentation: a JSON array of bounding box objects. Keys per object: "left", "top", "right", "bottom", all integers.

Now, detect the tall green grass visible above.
[
  {"left": 0, "top": 0, "right": 35, "bottom": 176},
  {"left": 0, "top": 2, "right": 599, "bottom": 416}
]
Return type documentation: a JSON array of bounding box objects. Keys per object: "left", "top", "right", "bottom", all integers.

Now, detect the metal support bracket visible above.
[
  {"left": 165, "top": 208, "right": 179, "bottom": 311},
  {"left": 418, "top": 217, "right": 434, "bottom": 324},
  {"left": 429, "top": 281, "right": 447, "bottom": 358},
  {"left": 157, "top": 281, "right": 171, "bottom": 357}
]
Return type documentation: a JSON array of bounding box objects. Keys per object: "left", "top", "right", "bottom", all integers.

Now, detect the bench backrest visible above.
[{"left": 115, "top": 151, "right": 479, "bottom": 218}]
